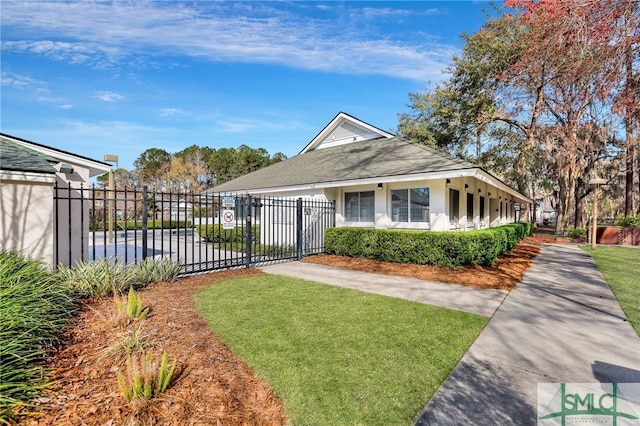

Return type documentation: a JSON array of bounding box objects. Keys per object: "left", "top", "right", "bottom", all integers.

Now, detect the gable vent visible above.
[{"left": 330, "top": 122, "right": 369, "bottom": 141}]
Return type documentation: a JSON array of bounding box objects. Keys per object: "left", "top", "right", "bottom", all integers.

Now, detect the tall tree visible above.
[
  {"left": 175, "top": 145, "right": 215, "bottom": 187},
  {"left": 505, "top": 0, "right": 627, "bottom": 230},
  {"left": 401, "top": 0, "right": 631, "bottom": 230},
  {"left": 96, "top": 168, "right": 138, "bottom": 189},
  {"left": 133, "top": 148, "right": 171, "bottom": 187},
  {"left": 610, "top": 1, "right": 640, "bottom": 215}
]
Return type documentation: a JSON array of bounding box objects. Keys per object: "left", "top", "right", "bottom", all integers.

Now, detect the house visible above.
[
  {"left": 0, "top": 133, "right": 112, "bottom": 266},
  {"left": 210, "top": 112, "right": 532, "bottom": 233}
]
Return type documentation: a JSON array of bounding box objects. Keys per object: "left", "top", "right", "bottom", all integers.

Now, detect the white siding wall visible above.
[{"left": 251, "top": 177, "right": 524, "bottom": 235}]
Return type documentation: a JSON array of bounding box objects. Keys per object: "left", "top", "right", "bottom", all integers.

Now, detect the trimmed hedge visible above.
[
  {"left": 195, "top": 224, "right": 260, "bottom": 244},
  {"left": 90, "top": 220, "right": 191, "bottom": 231},
  {"left": 616, "top": 214, "right": 640, "bottom": 228},
  {"left": 325, "top": 222, "right": 533, "bottom": 268}
]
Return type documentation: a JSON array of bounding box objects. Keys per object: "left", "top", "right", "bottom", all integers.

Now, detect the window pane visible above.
[
  {"left": 410, "top": 187, "right": 429, "bottom": 222},
  {"left": 345, "top": 192, "right": 359, "bottom": 222},
  {"left": 480, "top": 196, "right": 485, "bottom": 217},
  {"left": 359, "top": 191, "right": 375, "bottom": 222},
  {"left": 449, "top": 189, "right": 460, "bottom": 221},
  {"left": 391, "top": 189, "right": 408, "bottom": 222},
  {"left": 466, "top": 193, "right": 474, "bottom": 219}
]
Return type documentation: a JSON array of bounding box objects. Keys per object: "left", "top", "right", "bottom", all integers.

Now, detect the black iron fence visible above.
[{"left": 53, "top": 183, "right": 335, "bottom": 275}]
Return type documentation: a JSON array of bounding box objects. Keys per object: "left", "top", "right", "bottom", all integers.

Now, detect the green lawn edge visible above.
[
  {"left": 582, "top": 246, "right": 640, "bottom": 336},
  {"left": 193, "top": 274, "right": 488, "bottom": 425}
]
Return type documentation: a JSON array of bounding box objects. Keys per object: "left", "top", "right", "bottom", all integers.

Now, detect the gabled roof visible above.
[
  {"left": 211, "top": 136, "right": 479, "bottom": 192},
  {"left": 0, "top": 137, "right": 58, "bottom": 174},
  {"left": 299, "top": 112, "right": 394, "bottom": 154},
  {"left": 209, "top": 113, "right": 532, "bottom": 203},
  {"left": 0, "top": 133, "right": 111, "bottom": 177}
]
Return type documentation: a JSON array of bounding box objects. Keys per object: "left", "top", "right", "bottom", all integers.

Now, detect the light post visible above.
[
  {"left": 104, "top": 154, "right": 119, "bottom": 243},
  {"left": 588, "top": 178, "right": 607, "bottom": 249}
]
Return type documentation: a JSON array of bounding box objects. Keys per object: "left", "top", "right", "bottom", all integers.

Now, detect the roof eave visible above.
[
  {"left": 0, "top": 170, "right": 57, "bottom": 184},
  {"left": 2, "top": 133, "right": 112, "bottom": 177}
]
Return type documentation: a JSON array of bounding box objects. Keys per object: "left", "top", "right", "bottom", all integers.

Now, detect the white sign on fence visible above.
[
  {"left": 310, "top": 208, "right": 319, "bottom": 222},
  {"left": 221, "top": 196, "right": 236, "bottom": 208},
  {"left": 222, "top": 209, "right": 235, "bottom": 229}
]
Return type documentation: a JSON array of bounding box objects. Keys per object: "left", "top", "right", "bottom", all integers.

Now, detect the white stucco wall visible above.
[{"left": 0, "top": 174, "right": 55, "bottom": 265}]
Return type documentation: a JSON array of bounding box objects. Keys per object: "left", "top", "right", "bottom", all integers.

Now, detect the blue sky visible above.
[{"left": 1, "top": 1, "right": 494, "bottom": 170}]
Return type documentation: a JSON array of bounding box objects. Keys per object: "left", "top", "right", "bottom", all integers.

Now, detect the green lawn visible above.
[
  {"left": 583, "top": 246, "right": 640, "bottom": 336},
  {"left": 193, "top": 275, "right": 488, "bottom": 425}
]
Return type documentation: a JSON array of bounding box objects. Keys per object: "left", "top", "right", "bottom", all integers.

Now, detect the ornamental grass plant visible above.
[
  {"left": 135, "top": 257, "right": 182, "bottom": 285},
  {"left": 0, "top": 251, "right": 76, "bottom": 420},
  {"left": 117, "top": 351, "right": 177, "bottom": 402},
  {"left": 58, "top": 257, "right": 137, "bottom": 298}
]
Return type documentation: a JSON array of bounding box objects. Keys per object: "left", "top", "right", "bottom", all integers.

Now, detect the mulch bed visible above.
[
  {"left": 19, "top": 240, "right": 543, "bottom": 425},
  {"left": 302, "top": 241, "right": 541, "bottom": 291},
  {"left": 22, "top": 269, "right": 286, "bottom": 426}
]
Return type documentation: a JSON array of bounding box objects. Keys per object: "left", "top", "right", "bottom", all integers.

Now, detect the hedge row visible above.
[
  {"left": 324, "top": 222, "right": 533, "bottom": 268},
  {"left": 616, "top": 214, "right": 640, "bottom": 228},
  {"left": 90, "top": 220, "right": 191, "bottom": 231},
  {"left": 195, "top": 224, "right": 260, "bottom": 244}
]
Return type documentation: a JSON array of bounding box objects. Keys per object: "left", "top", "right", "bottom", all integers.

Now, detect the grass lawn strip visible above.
[
  {"left": 194, "top": 274, "right": 488, "bottom": 425},
  {"left": 583, "top": 246, "right": 640, "bottom": 336}
]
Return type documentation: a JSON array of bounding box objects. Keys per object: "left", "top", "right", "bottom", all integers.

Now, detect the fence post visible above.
[
  {"left": 296, "top": 198, "right": 303, "bottom": 261},
  {"left": 245, "top": 195, "right": 252, "bottom": 268},
  {"left": 331, "top": 200, "right": 336, "bottom": 228},
  {"left": 54, "top": 182, "right": 59, "bottom": 267},
  {"left": 142, "top": 186, "right": 148, "bottom": 261}
]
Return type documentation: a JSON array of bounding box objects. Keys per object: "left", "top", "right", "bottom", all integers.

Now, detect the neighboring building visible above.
[
  {"left": 0, "top": 133, "right": 111, "bottom": 266},
  {"left": 211, "top": 112, "right": 532, "bottom": 232}
]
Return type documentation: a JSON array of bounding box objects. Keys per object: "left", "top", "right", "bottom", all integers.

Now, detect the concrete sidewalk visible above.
[
  {"left": 416, "top": 244, "right": 640, "bottom": 425},
  {"left": 259, "top": 261, "right": 508, "bottom": 317}
]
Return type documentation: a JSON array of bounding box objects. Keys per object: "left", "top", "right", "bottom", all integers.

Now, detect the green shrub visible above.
[
  {"left": 0, "top": 251, "right": 77, "bottom": 419},
  {"left": 566, "top": 227, "right": 588, "bottom": 240},
  {"left": 325, "top": 223, "right": 531, "bottom": 267},
  {"left": 91, "top": 220, "right": 191, "bottom": 232},
  {"left": 615, "top": 214, "right": 640, "bottom": 228},
  {"left": 195, "top": 224, "right": 260, "bottom": 244}
]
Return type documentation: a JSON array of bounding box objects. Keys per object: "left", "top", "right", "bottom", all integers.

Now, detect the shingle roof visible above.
[
  {"left": 210, "top": 137, "right": 478, "bottom": 192},
  {"left": 0, "top": 136, "right": 58, "bottom": 174}
]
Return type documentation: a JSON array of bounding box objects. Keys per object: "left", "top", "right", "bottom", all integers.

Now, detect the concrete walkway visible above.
[
  {"left": 416, "top": 244, "right": 640, "bottom": 425},
  {"left": 261, "top": 244, "right": 640, "bottom": 425},
  {"left": 259, "top": 261, "right": 508, "bottom": 317}
]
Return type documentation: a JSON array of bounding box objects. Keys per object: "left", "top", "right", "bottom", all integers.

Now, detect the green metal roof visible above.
[
  {"left": 0, "top": 136, "right": 58, "bottom": 174},
  {"left": 210, "top": 137, "right": 479, "bottom": 192}
]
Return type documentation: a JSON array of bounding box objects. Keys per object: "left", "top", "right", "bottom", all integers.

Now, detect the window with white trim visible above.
[
  {"left": 391, "top": 187, "right": 430, "bottom": 223},
  {"left": 344, "top": 191, "right": 374, "bottom": 222}
]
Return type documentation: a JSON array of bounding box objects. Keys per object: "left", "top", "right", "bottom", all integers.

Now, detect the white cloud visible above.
[
  {"left": 94, "top": 91, "right": 125, "bottom": 102},
  {"left": 0, "top": 1, "right": 456, "bottom": 82},
  {"left": 58, "top": 104, "right": 73, "bottom": 110},
  {"left": 1, "top": 70, "right": 72, "bottom": 108},
  {"left": 159, "top": 108, "right": 186, "bottom": 117},
  {"left": 1, "top": 71, "right": 41, "bottom": 89},
  {"left": 216, "top": 116, "right": 304, "bottom": 134}
]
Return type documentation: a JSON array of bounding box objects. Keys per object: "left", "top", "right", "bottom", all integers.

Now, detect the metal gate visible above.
[{"left": 53, "top": 183, "right": 335, "bottom": 275}]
